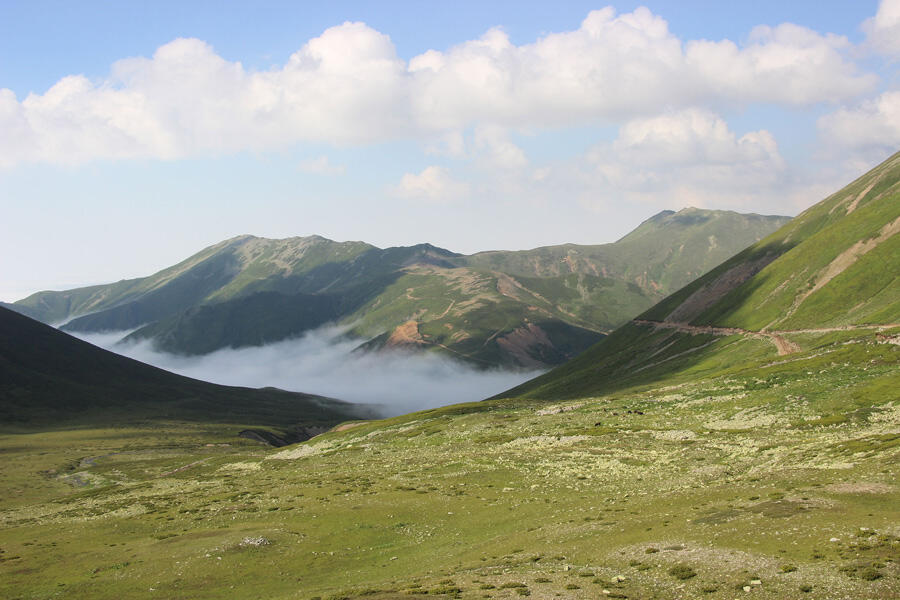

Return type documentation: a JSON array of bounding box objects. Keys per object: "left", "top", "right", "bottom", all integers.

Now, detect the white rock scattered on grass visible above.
[
  {"left": 743, "top": 585, "right": 752, "bottom": 592},
  {"left": 239, "top": 536, "right": 270, "bottom": 547},
  {"left": 614, "top": 575, "right": 626, "bottom": 582},
  {"left": 830, "top": 537, "right": 840, "bottom": 542}
]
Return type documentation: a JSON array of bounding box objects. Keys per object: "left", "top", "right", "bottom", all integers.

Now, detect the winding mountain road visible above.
[{"left": 632, "top": 319, "right": 900, "bottom": 355}]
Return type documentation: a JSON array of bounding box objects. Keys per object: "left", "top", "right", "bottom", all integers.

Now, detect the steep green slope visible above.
[
  {"left": 0, "top": 306, "right": 363, "bottom": 431},
  {"left": 462, "top": 208, "right": 790, "bottom": 295},
  {"left": 11, "top": 209, "right": 787, "bottom": 368},
  {"left": 344, "top": 265, "right": 617, "bottom": 368},
  {"left": 14, "top": 235, "right": 376, "bottom": 327},
  {"left": 122, "top": 291, "right": 349, "bottom": 355},
  {"left": 503, "top": 151, "right": 900, "bottom": 400}
]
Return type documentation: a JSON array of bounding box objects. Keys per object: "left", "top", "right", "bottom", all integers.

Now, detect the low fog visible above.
[{"left": 74, "top": 327, "right": 542, "bottom": 417}]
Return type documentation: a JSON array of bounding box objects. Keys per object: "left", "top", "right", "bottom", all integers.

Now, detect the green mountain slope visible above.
[
  {"left": 2, "top": 181, "right": 896, "bottom": 600},
  {"left": 3, "top": 160, "right": 898, "bottom": 600},
  {"left": 11, "top": 209, "right": 788, "bottom": 368},
  {"left": 463, "top": 208, "right": 789, "bottom": 295},
  {"left": 13, "top": 235, "right": 377, "bottom": 326},
  {"left": 0, "top": 306, "right": 363, "bottom": 433},
  {"left": 503, "top": 150, "right": 900, "bottom": 400}
]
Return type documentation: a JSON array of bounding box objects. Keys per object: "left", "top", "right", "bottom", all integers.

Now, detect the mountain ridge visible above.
[
  {"left": 11, "top": 207, "right": 790, "bottom": 368},
  {"left": 500, "top": 150, "right": 900, "bottom": 399}
]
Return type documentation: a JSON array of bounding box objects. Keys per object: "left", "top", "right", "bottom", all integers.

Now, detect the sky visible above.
[{"left": 2, "top": 0, "right": 900, "bottom": 302}]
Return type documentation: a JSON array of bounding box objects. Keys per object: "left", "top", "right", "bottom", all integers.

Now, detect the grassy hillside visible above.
[
  {"left": 0, "top": 306, "right": 363, "bottom": 431},
  {"left": 10, "top": 209, "right": 787, "bottom": 368},
  {"left": 1, "top": 316, "right": 896, "bottom": 599},
  {"left": 13, "top": 235, "right": 376, "bottom": 326},
  {"left": 1, "top": 160, "right": 897, "bottom": 598},
  {"left": 501, "top": 151, "right": 900, "bottom": 401},
  {"left": 462, "top": 209, "right": 789, "bottom": 295}
]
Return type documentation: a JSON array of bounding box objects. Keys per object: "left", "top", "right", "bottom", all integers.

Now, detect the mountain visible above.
[
  {"left": 0, "top": 305, "right": 364, "bottom": 434},
  {"left": 3, "top": 158, "right": 897, "bottom": 600},
  {"left": 10, "top": 208, "right": 789, "bottom": 368},
  {"left": 463, "top": 207, "right": 787, "bottom": 295},
  {"left": 2, "top": 171, "right": 894, "bottom": 598},
  {"left": 502, "top": 150, "right": 900, "bottom": 400}
]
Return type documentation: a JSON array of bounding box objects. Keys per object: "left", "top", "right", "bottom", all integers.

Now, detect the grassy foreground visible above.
[{"left": 2, "top": 326, "right": 897, "bottom": 599}]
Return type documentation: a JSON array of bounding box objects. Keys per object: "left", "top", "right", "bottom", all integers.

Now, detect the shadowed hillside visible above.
[{"left": 0, "top": 306, "right": 364, "bottom": 431}]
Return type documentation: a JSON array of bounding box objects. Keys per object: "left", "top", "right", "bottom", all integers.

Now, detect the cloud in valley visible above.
[{"left": 74, "top": 327, "right": 540, "bottom": 417}]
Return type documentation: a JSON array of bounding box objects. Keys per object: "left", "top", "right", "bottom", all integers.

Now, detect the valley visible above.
[
  {"left": 1, "top": 335, "right": 896, "bottom": 599},
  {"left": 4, "top": 4, "right": 900, "bottom": 599},
  {"left": 1, "top": 152, "right": 898, "bottom": 599}
]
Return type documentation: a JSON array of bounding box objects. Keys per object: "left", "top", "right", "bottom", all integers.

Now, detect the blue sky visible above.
[
  {"left": 1, "top": 1, "right": 899, "bottom": 301},
  {"left": 0, "top": 1, "right": 878, "bottom": 97}
]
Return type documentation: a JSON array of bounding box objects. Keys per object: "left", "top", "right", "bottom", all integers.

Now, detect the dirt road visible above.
[{"left": 632, "top": 319, "right": 899, "bottom": 356}]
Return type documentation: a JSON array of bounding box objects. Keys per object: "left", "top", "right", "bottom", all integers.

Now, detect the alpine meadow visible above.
[{"left": 1, "top": 3, "right": 899, "bottom": 600}]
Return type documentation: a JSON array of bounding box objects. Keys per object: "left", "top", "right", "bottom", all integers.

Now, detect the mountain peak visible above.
[
  {"left": 645, "top": 209, "right": 677, "bottom": 222},
  {"left": 226, "top": 234, "right": 258, "bottom": 243},
  {"left": 502, "top": 149, "right": 900, "bottom": 400}
]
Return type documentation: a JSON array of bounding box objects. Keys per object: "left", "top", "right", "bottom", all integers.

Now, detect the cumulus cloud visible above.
[
  {"left": 863, "top": 0, "right": 900, "bottom": 58},
  {"left": 684, "top": 23, "right": 870, "bottom": 105},
  {"left": 817, "top": 91, "right": 900, "bottom": 165},
  {"left": 0, "top": 8, "right": 877, "bottom": 167},
  {"left": 74, "top": 327, "right": 539, "bottom": 417},
  {"left": 582, "top": 108, "right": 791, "bottom": 210},
  {"left": 473, "top": 125, "right": 528, "bottom": 170},
  {"left": 391, "top": 165, "right": 469, "bottom": 202},
  {"left": 818, "top": 91, "right": 900, "bottom": 148},
  {"left": 409, "top": 12, "right": 873, "bottom": 130},
  {"left": 298, "top": 155, "right": 346, "bottom": 175}
]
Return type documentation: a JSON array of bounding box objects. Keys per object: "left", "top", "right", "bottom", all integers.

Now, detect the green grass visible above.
[
  {"left": 2, "top": 334, "right": 897, "bottom": 598},
  {"left": 3, "top": 152, "right": 898, "bottom": 600}
]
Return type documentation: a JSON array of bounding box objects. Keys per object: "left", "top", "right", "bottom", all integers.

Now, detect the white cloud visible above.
[
  {"left": 582, "top": 108, "right": 792, "bottom": 211},
  {"left": 684, "top": 23, "right": 869, "bottom": 106},
  {"left": 74, "top": 327, "right": 539, "bottom": 417},
  {"left": 863, "top": 0, "right": 900, "bottom": 58},
  {"left": 298, "top": 155, "right": 346, "bottom": 175},
  {"left": 473, "top": 125, "right": 528, "bottom": 170},
  {"left": 391, "top": 165, "right": 469, "bottom": 202},
  {"left": 407, "top": 8, "right": 873, "bottom": 129},
  {"left": 424, "top": 130, "right": 467, "bottom": 158},
  {"left": 0, "top": 8, "right": 878, "bottom": 167},
  {"left": 817, "top": 90, "right": 900, "bottom": 165}
]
